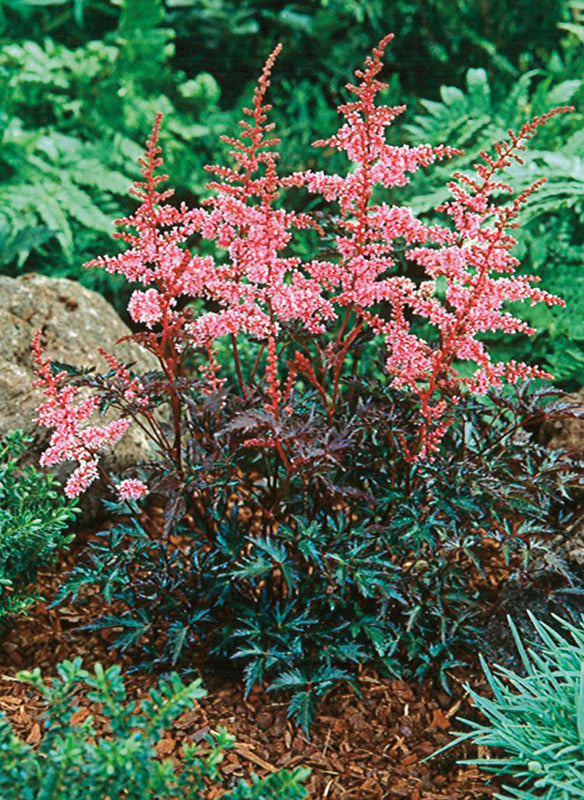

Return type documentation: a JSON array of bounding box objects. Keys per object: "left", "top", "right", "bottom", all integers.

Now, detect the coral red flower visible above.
[
  {"left": 33, "top": 35, "right": 571, "bottom": 490},
  {"left": 117, "top": 479, "right": 149, "bottom": 502},
  {"left": 32, "top": 332, "right": 130, "bottom": 497}
]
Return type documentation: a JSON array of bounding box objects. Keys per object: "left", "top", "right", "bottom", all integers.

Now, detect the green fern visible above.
[
  {"left": 405, "top": 67, "right": 584, "bottom": 215},
  {"left": 0, "top": 0, "right": 224, "bottom": 296}
]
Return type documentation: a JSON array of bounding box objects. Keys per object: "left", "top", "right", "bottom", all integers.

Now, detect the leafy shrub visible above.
[
  {"left": 0, "top": 657, "right": 309, "bottom": 799},
  {"left": 34, "top": 38, "right": 584, "bottom": 729},
  {"left": 0, "top": 429, "right": 77, "bottom": 626},
  {"left": 0, "top": 0, "right": 118, "bottom": 42},
  {"left": 436, "top": 612, "right": 584, "bottom": 799}
]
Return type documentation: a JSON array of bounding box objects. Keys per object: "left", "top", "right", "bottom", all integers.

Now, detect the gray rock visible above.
[{"left": 0, "top": 273, "right": 159, "bottom": 520}]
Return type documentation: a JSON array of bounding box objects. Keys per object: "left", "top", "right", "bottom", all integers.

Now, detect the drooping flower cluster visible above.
[
  {"left": 32, "top": 332, "right": 130, "bottom": 498},
  {"left": 398, "top": 115, "right": 567, "bottom": 415},
  {"left": 32, "top": 34, "right": 570, "bottom": 493},
  {"left": 116, "top": 478, "right": 149, "bottom": 502},
  {"left": 292, "top": 34, "right": 463, "bottom": 433}
]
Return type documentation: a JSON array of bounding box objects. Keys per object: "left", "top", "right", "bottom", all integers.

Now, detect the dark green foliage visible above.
[
  {"left": 55, "top": 381, "right": 584, "bottom": 732},
  {"left": 0, "top": 0, "right": 118, "bottom": 43},
  {"left": 0, "top": 430, "right": 77, "bottom": 625},
  {"left": 3, "top": 0, "right": 569, "bottom": 104},
  {"left": 435, "top": 613, "right": 584, "bottom": 799},
  {"left": 0, "top": 657, "right": 309, "bottom": 799},
  {"left": 166, "top": 0, "right": 566, "bottom": 106}
]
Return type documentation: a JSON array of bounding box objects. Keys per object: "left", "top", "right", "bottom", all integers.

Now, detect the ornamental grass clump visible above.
[
  {"left": 436, "top": 613, "right": 584, "bottom": 799},
  {"left": 33, "top": 36, "right": 584, "bottom": 728}
]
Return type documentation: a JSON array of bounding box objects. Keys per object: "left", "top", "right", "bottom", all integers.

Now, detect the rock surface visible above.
[{"left": 0, "top": 273, "right": 158, "bottom": 519}]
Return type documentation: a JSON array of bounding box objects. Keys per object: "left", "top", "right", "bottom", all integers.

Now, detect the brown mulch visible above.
[{"left": 0, "top": 528, "right": 498, "bottom": 800}]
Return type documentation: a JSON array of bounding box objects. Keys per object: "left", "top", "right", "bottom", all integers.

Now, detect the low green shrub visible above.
[
  {"left": 0, "top": 429, "right": 77, "bottom": 625},
  {"left": 435, "top": 612, "right": 584, "bottom": 799},
  {"left": 0, "top": 657, "right": 309, "bottom": 799}
]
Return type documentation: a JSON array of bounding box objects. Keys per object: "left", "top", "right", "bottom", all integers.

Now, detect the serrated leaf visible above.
[
  {"left": 287, "top": 689, "right": 316, "bottom": 736},
  {"left": 439, "top": 85, "right": 467, "bottom": 109},
  {"left": 267, "top": 669, "right": 306, "bottom": 691},
  {"left": 56, "top": 182, "right": 113, "bottom": 234},
  {"left": 167, "top": 623, "right": 188, "bottom": 666}
]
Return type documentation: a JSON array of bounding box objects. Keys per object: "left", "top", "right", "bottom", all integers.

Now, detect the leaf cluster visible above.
[
  {"left": 0, "top": 429, "right": 78, "bottom": 627},
  {"left": 0, "top": 657, "right": 309, "bottom": 799},
  {"left": 3, "top": 0, "right": 569, "bottom": 104},
  {"left": 55, "top": 380, "right": 584, "bottom": 732},
  {"left": 164, "top": 0, "right": 566, "bottom": 106}
]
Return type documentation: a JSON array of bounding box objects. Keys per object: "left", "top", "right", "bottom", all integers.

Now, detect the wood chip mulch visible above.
[{"left": 0, "top": 528, "right": 499, "bottom": 799}]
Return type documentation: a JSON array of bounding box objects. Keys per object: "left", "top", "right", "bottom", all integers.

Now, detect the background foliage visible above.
[{"left": 0, "top": 0, "right": 225, "bottom": 310}]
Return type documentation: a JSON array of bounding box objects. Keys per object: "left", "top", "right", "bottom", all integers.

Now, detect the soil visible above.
[{"left": 0, "top": 527, "right": 504, "bottom": 800}]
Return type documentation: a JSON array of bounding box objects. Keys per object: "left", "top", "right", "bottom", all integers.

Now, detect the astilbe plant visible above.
[
  {"left": 295, "top": 36, "right": 568, "bottom": 457},
  {"left": 34, "top": 37, "right": 584, "bottom": 729},
  {"left": 33, "top": 34, "right": 569, "bottom": 487}
]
